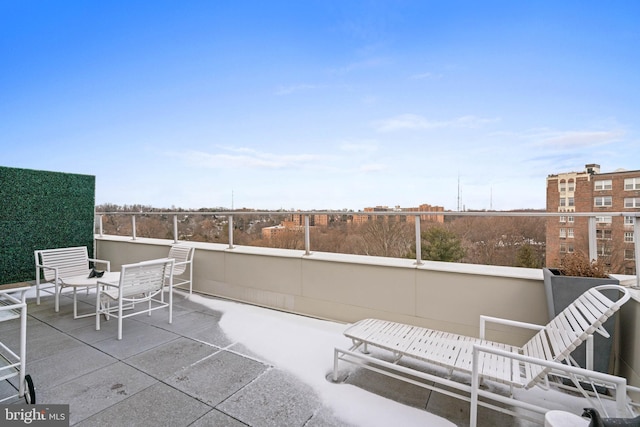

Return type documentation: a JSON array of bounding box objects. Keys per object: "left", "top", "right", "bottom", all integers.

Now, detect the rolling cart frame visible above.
[{"left": 0, "top": 284, "right": 35, "bottom": 404}]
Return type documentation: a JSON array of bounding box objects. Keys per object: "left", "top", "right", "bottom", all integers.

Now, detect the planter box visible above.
[{"left": 542, "top": 267, "right": 620, "bottom": 374}]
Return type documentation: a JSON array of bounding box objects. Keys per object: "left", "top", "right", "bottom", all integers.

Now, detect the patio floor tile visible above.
[
  {"left": 164, "top": 349, "right": 267, "bottom": 407},
  {"left": 37, "top": 361, "right": 157, "bottom": 425},
  {"left": 75, "top": 382, "right": 211, "bottom": 427},
  {"left": 125, "top": 336, "right": 220, "bottom": 380}
]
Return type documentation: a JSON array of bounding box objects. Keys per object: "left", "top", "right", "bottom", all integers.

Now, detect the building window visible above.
[
  {"left": 568, "top": 179, "right": 575, "bottom": 192},
  {"left": 594, "top": 180, "right": 612, "bottom": 190},
  {"left": 624, "top": 177, "right": 640, "bottom": 190},
  {"left": 625, "top": 216, "right": 636, "bottom": 226},
  {"left": 559, "top": 180, "right": 566, "bottom": 192},
  {"left": 568, "top": 216, "right": 574, "bottom": 223},
  {"left": 560, "top": 243, "right": 566, "bottom": 253},
  {"left": 560, "top": 198, "right": 566, "bottom": 207},
  {"left": 567, "top": 244, "right": 574, "bottom": 253},
  {"left": 624, "top": 197, "right": 640, "bottom": 208},
  {"left": 559, "top": 228, "right": 566, "bottom": 238},
  {"left": 568, "top": 228, "right": 574, "bottom": 238},
  {"left": 624, "top": 232, "right": 634, "bottom": 242},
  {"left": 596, "top": 216, "right": 612, "bottom": 224},
  {"left": 597, "top": 245, "right": 612, "bottom": 256},
  {"left": 625, "top": 249, "right": 635, "bottom": 260},
  {"left": 559, "top": 216, "right": 566, "bottom": 223},
  {"left": 568, "top": 197, "right": 574, "bottom": 207},
  {"left": 596, "top": 229, "right": 612, "bottom": 240},
  {"left": 594, "top": 196, "right": 612, "bottom": 207}
]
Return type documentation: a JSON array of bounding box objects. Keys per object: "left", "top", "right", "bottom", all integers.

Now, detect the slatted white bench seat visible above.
[
  {"left": 35, "top": 246, "right": 110, "bottom": 315},
  {"left": 333, "top": 284, "right": 635, "bottom": 426}
]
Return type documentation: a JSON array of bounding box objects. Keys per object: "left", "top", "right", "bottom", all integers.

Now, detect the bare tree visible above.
[
  {"left": 351, "top": 220, "right": 414, "bottom": 257},
  {"left": 449, "top": 215, "right": 546, "bottom": 267}
]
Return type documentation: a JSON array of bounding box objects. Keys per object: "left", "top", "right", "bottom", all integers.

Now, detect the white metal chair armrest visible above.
[
  {"left": 479, "top": 315, "right": 546, "bottom": 339},
  {"left": 96, "top": 279, "right": 119, "bottom": 289},
  {"left": 36, "top": 264, "right": 57, "bottom": 273}
]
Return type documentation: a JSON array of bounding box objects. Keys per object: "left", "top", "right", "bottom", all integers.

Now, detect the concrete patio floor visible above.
[{"left": 1, "top": 287, "right": 542, "bottom": 426}]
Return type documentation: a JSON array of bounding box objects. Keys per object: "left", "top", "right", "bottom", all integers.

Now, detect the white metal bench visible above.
[
  {"left": 34, "top": 246, "right": 110, "bottom": 315},
  {"left": 333, "top": 284, "right": 637, "bottom": 426}
]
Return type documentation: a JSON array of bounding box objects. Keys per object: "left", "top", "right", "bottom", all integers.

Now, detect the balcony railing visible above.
[{"left": 95, "top": 210, "right": 640, "bottom": 286}]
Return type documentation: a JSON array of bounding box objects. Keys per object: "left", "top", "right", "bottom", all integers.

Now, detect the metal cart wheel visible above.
[{"left": 24, "top": 375, "right": 35, "bottom": 404}]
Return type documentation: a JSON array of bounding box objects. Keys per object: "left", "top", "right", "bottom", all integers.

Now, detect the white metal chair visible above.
[
  {"left": 96, "top": 258, "right": 174, "bottom": 340},
  {"left": 167, "top": 244, "right": 194, "bottom": 295},
  {"left": 333, "top": 285, "right": 636, "bottom": 426},
  {"left": 34, "top": 246, "right": 111, "bottom": 314}
]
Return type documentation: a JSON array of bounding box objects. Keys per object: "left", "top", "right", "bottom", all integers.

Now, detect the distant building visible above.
[
  {"left": 261, "top": 213, "right": 327, "bottom": 239},
  {"left": 350, "top": 206, "right": 390, "bottom": 225},
  {"left": 546, "top": 163, "right": 640, "bottom": 274},
  {"left": 290, "top": 214, "right": 329, "bottom": 226},
  {"left": 261, "top": 223, "right": 306, "bottom": 239},
  {"left": 403, "top": 203, "right": 445, "bottom": 223},
  {"left": 350, "top": 204, "right": 445, "bottom": 225}
]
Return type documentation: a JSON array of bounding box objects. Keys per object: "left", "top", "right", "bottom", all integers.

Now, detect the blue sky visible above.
[{"left": 2, "top": 1, "right": 639, "bottom": 211}]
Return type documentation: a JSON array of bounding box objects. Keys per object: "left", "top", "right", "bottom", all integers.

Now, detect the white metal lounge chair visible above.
[
  {"left": 95, "top": 258, "right": 174, "bottom": 340},
  {"left": 166, "top": 244, "right": 194, "bottom": 295},
  {"left": 332, "top": 284, "right": 636, "bottom": 426}
]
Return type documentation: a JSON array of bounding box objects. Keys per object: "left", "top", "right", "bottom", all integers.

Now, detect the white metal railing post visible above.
[
  {"left": 415, "top": 215, "right": 422, "bottom": 265},
  {"left": 588, "top": 216, "right": 597, "bottom": 261},
  {"left": 131, "top": 215, "right": 137, "bottom": 240},
  {"left": 99, "top": 215, "right": 103, "bottom": 237},
  {"left": 173, "top": 215, "right": 178, "bottom": 243},
  {"left": 228, "top": 215, "right": 234, "bottom": 249},
  {"left": 304, "top": 215, "right": 311, "bottom": 255},
  {"left": 635, "top": 217, "right": 640, "bottom": 287}
]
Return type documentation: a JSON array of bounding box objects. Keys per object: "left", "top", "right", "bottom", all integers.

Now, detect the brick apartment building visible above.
[
  {"left": 350, "top": 204, "right": 445, "bottom": 225},
  {"left": 290, "top": 214, "right": 329, "bottom": 227},
  {"left": 546, "top": 163, "right": 640, "bottom": 274},
  {"left": 261, "top": 214, "right": 328, "bottom": 239}
]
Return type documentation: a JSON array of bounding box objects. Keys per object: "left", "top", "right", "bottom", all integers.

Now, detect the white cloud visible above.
[
  {"left": 331, "top": 57, "right": 388, "bottom": 74},
  {"left": 410, "top": 72, "right": 443, "bottom": 80},
  {"left": 175, "top": 148, "right": 327, "bottom": 170},
  {"left": 275, "top": 84, "right": 322, "bottom": 95},
  {"left": 359, "top": 163, "right": 387, "bottom": 172},
  {"left": 374, "top": 114, "right": 499, "bottom": 132},
  {"left": 339, "top": 141, "right": 379, "bottom": 153},
  {"left": 532, "top": 130, "right": 624, "bottom": 148},
  {"left": 361, "top": 95, "right": 378, "bottom": 105}
]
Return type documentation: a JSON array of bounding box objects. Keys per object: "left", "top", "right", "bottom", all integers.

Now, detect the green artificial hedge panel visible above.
[{"left": 0, "top": 166, "right": 95, "bottom": 284}]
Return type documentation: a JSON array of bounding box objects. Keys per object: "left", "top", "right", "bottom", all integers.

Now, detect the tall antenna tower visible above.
[
  {"left": 457, "top": 174, "right": 461, "bottom": 211},
  {"left": 490, "top": 186, "right": 493, "bottom": 210}
]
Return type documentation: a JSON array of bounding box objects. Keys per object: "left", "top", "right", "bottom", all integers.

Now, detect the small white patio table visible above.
[{"left": 63, "top": 272, "right": 120, "bottom": 319}]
